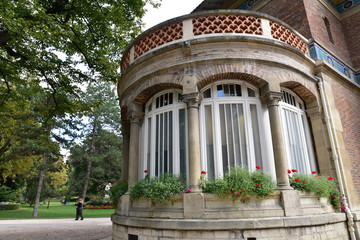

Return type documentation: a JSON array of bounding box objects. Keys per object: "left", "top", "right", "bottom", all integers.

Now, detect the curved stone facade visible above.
[{"left": 114, "top": 9, "right": 360, "bottom": 240}]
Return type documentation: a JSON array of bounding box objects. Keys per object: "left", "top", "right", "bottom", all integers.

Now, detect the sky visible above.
[{"left": 142, "top": 0, "right": 204, "bottom": 31}]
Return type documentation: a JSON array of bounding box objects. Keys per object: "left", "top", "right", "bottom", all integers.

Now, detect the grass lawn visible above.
[{"left": 0, "top": 204, "right": 114, "bottom": 220}]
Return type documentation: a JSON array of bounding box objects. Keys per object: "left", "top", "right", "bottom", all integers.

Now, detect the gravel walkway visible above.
[{"left": 0, "top": 218, "right": 112, "bottom": 240}]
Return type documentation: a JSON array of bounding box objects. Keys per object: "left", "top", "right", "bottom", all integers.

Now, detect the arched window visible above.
[
  {"left": 323, "top": 17, "right": 334, "bottom": 44},
  {"left": 140, "top": 90, "right": 188, "bottom": 180},
  {"left": 279, "top": 89, "right": 317, "bottom": 173},
  {"left": 199, "top": 80, "right": 274, "bottom": 180}
]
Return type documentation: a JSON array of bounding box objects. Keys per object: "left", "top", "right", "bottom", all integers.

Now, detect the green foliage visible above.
[
  {"left": 201, "top": 167, "right": 277, "bottom": 199},
  {"left": 0, "top": 203, "right": 20, "bottom": 210},
  {"left": 109, "top": 181, "right": 128, "bottom": 206},
  {"left": 0, "top": 185, "right": 16, "bottom": 202},
  {"left": 289, "top": 173, "right": 343, "bottom": 212},
  {"left": 130, "top": 174, "right": 187, "bottom": 204}
]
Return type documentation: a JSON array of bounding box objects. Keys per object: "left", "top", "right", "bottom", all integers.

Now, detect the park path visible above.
[{"left": 0, "top": 217, "right": 112, "bottom": 240}]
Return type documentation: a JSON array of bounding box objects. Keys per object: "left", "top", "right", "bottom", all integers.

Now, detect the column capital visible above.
[
  {"left": 260, "top": 91, "right": 283, "bottom": 107},
  {"left": 183, "top": 92, "right": 201, "bottom": 109},
  {"left": 128, "top": 110, "right": 144, "bottom": 124}
]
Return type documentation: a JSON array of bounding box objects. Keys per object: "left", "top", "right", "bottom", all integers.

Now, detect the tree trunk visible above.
[
  {"left": 81, "top": 122, "right": 96, "bottom": 201},
  {"left": 32, "top": 153, "right": 47, "bottom": 218},
  {"left": 47, "top": 197, "right": 51, "bottom": 209}
]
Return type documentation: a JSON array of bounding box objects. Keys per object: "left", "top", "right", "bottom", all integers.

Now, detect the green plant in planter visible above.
[
  {"left": 109, "top": 180, "right": 128, "bottom": 206},
  {"left": 289, "top": 171, "right": 343, "bottom": 212},
  {"left": 130, "top": 173, "right": 187, "bottom": 204},
  {"left": 201, "top": 167, "right": 277, "bottom": 199}
]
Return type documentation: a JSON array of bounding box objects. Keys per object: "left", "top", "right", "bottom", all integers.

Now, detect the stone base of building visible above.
[{"left": 111, "top": 214, "right": 348, "bottom": 240}]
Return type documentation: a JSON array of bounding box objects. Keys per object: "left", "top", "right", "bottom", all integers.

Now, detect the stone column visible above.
[
  {"left": 128, "top": 110, "right": 144, "bottom": 187},
  {"left": 261, "top": 92, "right": 291, "bottom": 189},
  {"left": 183, "top": 93, "right": 201, "bottom": 192},
  {"left": 121, "top": 120, "right": 130, "bottom": 182}
]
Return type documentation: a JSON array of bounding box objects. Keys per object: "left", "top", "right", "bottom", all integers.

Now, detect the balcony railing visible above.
[{"left": 120, "top": 10, "right": 309, "bottom": 72}]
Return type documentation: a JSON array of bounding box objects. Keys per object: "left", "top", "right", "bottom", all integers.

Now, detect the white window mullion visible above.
[
  {"left": 236, "top": 104, "right": 243, "bottom": 168},
  {"left": 214, "top": 102, "right": 223, "bottom": 177}
]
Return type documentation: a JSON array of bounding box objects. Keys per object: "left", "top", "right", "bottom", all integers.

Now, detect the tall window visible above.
[
  {"left": 200, "top": 80, "right": 273, "bottom": 180},
  {"left": 279, "top": 89, "right": 316, "bottom": 174},
  {"left": 141, "top": 90, "right": 188, "bottom": 180}
]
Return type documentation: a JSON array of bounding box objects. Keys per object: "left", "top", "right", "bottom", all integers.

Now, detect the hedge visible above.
[{"left": 0, "top": 204, "right": 20, "bottom": 210}]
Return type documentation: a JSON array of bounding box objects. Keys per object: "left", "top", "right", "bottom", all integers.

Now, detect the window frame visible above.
[
  {"left": 140, "top": 89, "right": 189, "bottom": 180},
  {"left": 199, "top": 80, "right": 275, "bottom": 178},
  {"left": 279, "top": 88, "right": 317, "bottom": 174}
]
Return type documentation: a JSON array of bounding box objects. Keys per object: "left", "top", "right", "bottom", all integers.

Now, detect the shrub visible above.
[
  {"left": 130, "top": 173, "right": 187, "bottom": 204},
  {"left": 0, "top": 186, "right": 16, "bottom": 202},
  {"left": 201, "top": 167, "right": 277, "bottom": 199},
  {"left": 0, "top": 203, "right": 20, "bottom": 210},
  {"left": 109, "top": 181, "right": 128, "bottom": 206},
  {"left": 289, "top": 173, "right": 343, "bottom": 212}
]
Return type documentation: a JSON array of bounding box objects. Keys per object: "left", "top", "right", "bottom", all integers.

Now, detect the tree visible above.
[
  {"left": 1, "top": 0, "right": 160, "bottom": 112},
  {"left": 68, "top": 81, "right": 122, "bottom": 200}
]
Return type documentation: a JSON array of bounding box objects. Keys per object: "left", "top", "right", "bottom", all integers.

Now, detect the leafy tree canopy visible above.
[{"left": 0, "top": 0, "right": 160, "bottom": 111}]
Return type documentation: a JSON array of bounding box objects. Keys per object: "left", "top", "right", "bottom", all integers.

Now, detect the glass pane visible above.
[
  {"left": 219, "top": 104, "right": 228, "bottom": 174},
  {"left": 160, "top": 113, "right": 163, "bottom": 174},
  {"left": 179, "top": 109, "right": 186, "bottom": 178},
  {"left": 223, "top": 84, "right": 229, "bottom": 96},
  {"left": 231, "top": 104, "right": 241, "bottom": 167},
  {"left": 229, "top": 84, "right": 234, "bottom": 96},
  {"left": 164, "top": 112, "right": 168, "bottom": 173},
  {"left": 204, "top": 88, "right": 211, "bottom": 98},
  {"left": 147, "top": 118, "right": 151, "bottom": 173},
  {"left": 225, "top": 104, "right": 235, "bottom": 168},
  {"left": 160, "top": 95, "right": 163, "bottom": 108},
  {"left": 155, "top": 115, "right": 159, "bottom": 175},
  {"left": 164, "top": 94, "right": 168, "bottom": 106},
  {"left": 250, "top": 105, "right": 262, "bottom": 169},
  {"left": 238, "top": 104, "right": 247, "bottom": 167},
  {"left": 236, "top": 85, "right": 242, "bottom": 96},
  {"left": 248, "top": 88, "right": 256, "bottom": 97},
  {"left": 169, "top": 93, "right": 173, "bottom": 105},
  {"left": 169, "top": 111, "right": 173, "bottom": 174},
  {"left": 178, "top": 93, "right": 183, "bottom": 102},
  {"left": 204, "top": 105, "right": 215, "bottom": 180},
  {"left": 156, "top": 97, "right": 159, "bottom": 108},
  {"left": 217, "top": 85, "right": 223, "bottom": 97}
]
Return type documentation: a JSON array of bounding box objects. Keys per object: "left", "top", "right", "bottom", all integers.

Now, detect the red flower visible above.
[
  {"left": 303, "top": 181, "right": 306, "bottom": 184},
  {"left": 144, "top": 170, "right": 148, "bottom": 173},
  {"left": 256, "top": 183, "right": 261, "bottom": 187},
  {"left": 287, "top": 170, "right": 291, "bottom": 174},
  {"left": 201, "top": 171, "right": 207, "bottom": 175},
  {"left": 295, "top": 178, "right": 300, "bottom": 182},
  {"left": 328, "top": 177, "right": 333, "bottom": 181},
  {"left": 256, "top": 166, "right": 261, "bottom": 170},
  {"left": 116, "top": 178, "right": 119, "bottom": 181},
  {"left": 312, "top": 171, "right": 317, "bottom": 174},
  {"left": 123, "top": 180, "right": 126, "bottom": 183},
  {"left": 292, "top": 169, "right": 297, "bottom": 173}
]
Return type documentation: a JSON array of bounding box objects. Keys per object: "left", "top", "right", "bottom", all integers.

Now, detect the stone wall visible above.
[{"left": 112, "top": 216, "right": 349, "bottom": 240}]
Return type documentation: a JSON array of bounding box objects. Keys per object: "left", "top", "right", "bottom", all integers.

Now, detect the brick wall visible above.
[
  {"left": 341, "top": 11, "right": 360, "bottom": 70},
  {"left": 258, "top": 0, "right": 353, "bottom": 67},
  {"left": 303, "top": 0, "right": 353, "bottom": 66},
  {"left": 332, "top": 80, "right": 360, "bottom": 196}
]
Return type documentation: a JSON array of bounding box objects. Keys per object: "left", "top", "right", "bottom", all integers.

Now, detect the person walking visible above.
[{"left": 75, "top": 198, "right": 84, "bottom": 220}]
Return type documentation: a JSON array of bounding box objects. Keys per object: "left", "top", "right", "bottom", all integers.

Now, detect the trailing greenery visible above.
[
  {"left": 201, "top": 167, "right": 277, "bottom": 199},
  {"left": 289, "top": 173, "right": 343, "bottom": 212},
  {"left": 130, "top": 173, "right": 187, "bottom": 204},
  {"left": 109, "top": 181, "right": 128, "bottom": 206}
]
